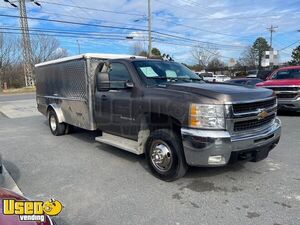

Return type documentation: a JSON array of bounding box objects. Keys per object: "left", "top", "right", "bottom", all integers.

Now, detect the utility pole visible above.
[
  {"left": 267, "top": 25, "right": 278, "bottom": 49},
  {"left": 148, "top": 0, "right": 152, "bottom": 57},
  {"left": 3, "top": 0, "right": 41, "bottom": 87}
]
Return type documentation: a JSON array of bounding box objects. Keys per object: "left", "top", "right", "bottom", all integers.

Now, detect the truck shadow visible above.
[
  {"left": 69, "top": 127, "right": 147, "bottom": 165},
  {"left": 185, "top": 162, "right": 248, "bottom": 179},
  {"left": 277, "top": 110, "right": 300, "bottom": 117},
  {"left": 66, "top": 127, "right": 248, "bottom": 179}
]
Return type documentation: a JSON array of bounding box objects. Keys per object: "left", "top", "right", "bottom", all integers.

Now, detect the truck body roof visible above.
[{"left": 35, "top": 53, "right": 147, "bottom": 67}]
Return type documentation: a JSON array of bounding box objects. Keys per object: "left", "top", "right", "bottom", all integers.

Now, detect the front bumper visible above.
[
  {"left": 181, "top": 118, "right": 281, "bottom": 166},
  {"left": 278, "top": 97, "right": 300, "bottom": 111}
]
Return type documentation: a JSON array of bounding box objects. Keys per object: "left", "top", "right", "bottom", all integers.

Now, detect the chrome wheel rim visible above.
[
  {"left": 150, "top": 140, "right": 173, "bottom": 172},
  {"left": 50, "top": 115, "right": 57, "bottom": 131}
]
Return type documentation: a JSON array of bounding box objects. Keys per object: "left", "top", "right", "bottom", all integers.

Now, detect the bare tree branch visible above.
[{"left": 191, "top": 44, "right": 220, "bottom": 69}]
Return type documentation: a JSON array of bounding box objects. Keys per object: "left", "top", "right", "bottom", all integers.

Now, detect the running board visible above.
[{"left": 95, "top": 133, "right": 143, "bottom": 155}]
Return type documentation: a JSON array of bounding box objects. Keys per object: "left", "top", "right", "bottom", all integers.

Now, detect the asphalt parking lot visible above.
[{"left": 0, "top": 93, "right": 300, "bottom": 225}]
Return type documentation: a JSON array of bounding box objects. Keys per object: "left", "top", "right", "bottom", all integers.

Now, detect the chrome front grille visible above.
[
  {"left": 266, "top": 86, "right": 299, "bottom": 92},
  {"left": 232, "top": 98, "right": 276, "bottom": 114},
  {"left": 264, "top": 86, "right": 300, "bottom": 100},
  {"left": 228, "top": 97, "right": 277, "bottom": 133},
  {"left": 276, "top": 93, "right": 298, "bottom": 99},
  {"left": 233, "top": 114, "right": 275, "bottom": 132}
]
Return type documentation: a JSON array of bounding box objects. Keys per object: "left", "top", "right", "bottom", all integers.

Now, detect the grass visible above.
[{"left": 1, "top": 87, "right": 36, "bottom": 94}]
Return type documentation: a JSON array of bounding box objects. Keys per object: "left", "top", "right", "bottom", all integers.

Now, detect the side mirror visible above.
[{"left": 96, "top": 72, "right": 109, "bottom": 91}]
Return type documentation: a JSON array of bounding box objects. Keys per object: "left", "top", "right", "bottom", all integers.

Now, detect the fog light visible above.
[{"left": 208, "top": 155, "right": 226, "bottom": 165}]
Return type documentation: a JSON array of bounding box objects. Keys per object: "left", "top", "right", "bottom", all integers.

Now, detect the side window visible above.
[{"left": 108, "top": 63, "right": 132, "bottom": 82}]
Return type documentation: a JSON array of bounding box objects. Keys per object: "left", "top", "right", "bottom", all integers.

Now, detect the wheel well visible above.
[
  {"left": 144, "top": 113, "right": 181, "bottom": 135},
  {"left": 46, "top": 105, "right": 54, "bottom": 117},
  {"left": 46, "top": 105, "right": 65, "bottom": 123}
]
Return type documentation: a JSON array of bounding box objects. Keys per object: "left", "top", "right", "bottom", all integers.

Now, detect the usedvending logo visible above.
[{"left": 2, "top": 198, "right": 63, "bottom": 222}]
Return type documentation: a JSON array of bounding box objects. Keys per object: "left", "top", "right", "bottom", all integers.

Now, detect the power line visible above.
[
  {"left": 0, "top": 5, "right": 149, "bottom": 30},
  {"left": 154, "top": 0, "right": 286, "bottom": 21},
  {"left": 0, "top": 13, "right": 150, "bottom": 32},
  {"left": 0, "top": 30, "right": 145, "bottom": 41},
  {"left": 279, "top": 39, "right": 300, "bottom": 51},
  {"left": 38, "top": 0, "right": 145, "bottom": 17},
  {"left": 1, "top": 26, "right": 146, "bottom": 40},
  {"left": 0, "top": 14, "right": 247, "bottom": 49}
]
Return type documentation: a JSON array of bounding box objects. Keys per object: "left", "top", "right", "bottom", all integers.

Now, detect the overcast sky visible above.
[{"left": 1, "top": 0, "right": 300, "bottom": 64}]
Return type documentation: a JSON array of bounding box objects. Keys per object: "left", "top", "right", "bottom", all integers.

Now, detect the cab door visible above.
[{"left": 94, "top": 62, "right": 135, "bottom": 139}]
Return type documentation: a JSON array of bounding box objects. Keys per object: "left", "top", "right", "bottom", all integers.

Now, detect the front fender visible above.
[{"left": 47, "top": 104, "right": 65, "bottom": 123}]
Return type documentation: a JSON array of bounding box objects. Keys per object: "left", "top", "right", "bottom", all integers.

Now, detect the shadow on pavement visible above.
[
  {"left": 277, "top": 110, "right": 300, "bottom": 117},
  {"left": 2, "top": 160, "right": 21, "bottom": 184}
]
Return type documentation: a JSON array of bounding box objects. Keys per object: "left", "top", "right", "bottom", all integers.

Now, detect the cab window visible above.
[{"left": 108, "top": 63, "right": 132, "bottom": 82}]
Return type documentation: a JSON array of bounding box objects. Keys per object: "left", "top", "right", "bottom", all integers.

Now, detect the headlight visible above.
[{"left": 189, "top": 104, "right": 225, "bottom": 129}]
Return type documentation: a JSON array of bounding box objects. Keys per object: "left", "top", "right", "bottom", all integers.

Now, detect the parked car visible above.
[
  {"left": 194, "top": 72, "right": 204, "bottom": 80},
  {"left": 246, "top": 74, "right": 257, "bottom": 78},
  {"left": 246, "top": 69, "right": 258, "bottom": 78},
  {"left": 36, "top": 54, "right": 281, "bottom": 181},
  {"left": 0, "top": 188, "right": 55, "bottom": 225},
  {"left": 213, "top": 74, "right": 231, "bottom": 82},
  {"left": 257, "top": 69, "right": 273, "bottom": 80},
  {"left": 198, "top": 72, "right": 215, "bottom": 82},
  {"left": 257, "top": 66, "right": 300, "bottom": 111},
  {"left": 198, "top": 72, "right": 230, "bottom": 82},
  {"left": 226, "top": 78, "right": 263, "bottom": 86}
]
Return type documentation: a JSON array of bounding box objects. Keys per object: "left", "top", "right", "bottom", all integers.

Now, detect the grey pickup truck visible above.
[{"left": 35, "top": 53, "right": 281, "bottom": 181}]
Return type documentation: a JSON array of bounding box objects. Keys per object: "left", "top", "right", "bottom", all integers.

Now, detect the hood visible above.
[
  {"left": 257, "top": 79, "right": 300, "bottom": 86},
  {"left": 163, "top": 82, "right": 274, "bottom": 103}
]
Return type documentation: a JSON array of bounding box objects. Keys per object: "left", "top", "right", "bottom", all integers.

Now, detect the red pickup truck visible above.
[{"left": 257, "top": 66, "right": 300, "bottom": 111}]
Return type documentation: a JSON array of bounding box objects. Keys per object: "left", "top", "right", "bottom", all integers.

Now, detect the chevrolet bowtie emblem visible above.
[{"left": 257, "top": 110, "right": 268, "bottom": 120}]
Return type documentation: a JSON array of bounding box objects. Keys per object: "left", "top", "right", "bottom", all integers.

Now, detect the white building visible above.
[{"left": 262, "top": 49, "right": 279, "bottom": 67}]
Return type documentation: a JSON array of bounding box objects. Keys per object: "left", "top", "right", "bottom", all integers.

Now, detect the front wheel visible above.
[
  {"left": 48, "top": 110, "right": 66, "bottom": 136},
  {"left": 145, "top": 129, "right": 188, "bottom": 181}
]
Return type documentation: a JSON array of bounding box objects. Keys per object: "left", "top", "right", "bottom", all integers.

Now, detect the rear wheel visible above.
[
  {"left": 145, "top": 129, "right": 188, "bottom": 181},
  {"left": 48, "top": 110, "right": 66, "bottom": 136}
]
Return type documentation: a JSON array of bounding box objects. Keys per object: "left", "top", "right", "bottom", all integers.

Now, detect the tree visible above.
[
  {"left": 31, "top": 34, "right": 68, "bottom": 65},
  {"left": 289, "top": 45, "right": 300, "bottom": 65},
  {"left": 0, "top": 33, "right": 68, "bottom": 90},
  {"left": 239, "top": 46, "right": 257, "bottom": 68},
  {"left": 191, "top": 44, "right": 219, "bottom": 69},
  {"left": 252, "top": 37, "right": 269, "bottom": 68},
  {"left": 207, "top": 57, "right": 225, "bottom": 72},
  {"left": 0, "top": 34, "right": 20, "bottom": 90},
  {"left": 151, "top": 47, "right": 161, "bottom": 56},
  {"left": 131, "top": 42, "right": 147, "bottom": 56}
]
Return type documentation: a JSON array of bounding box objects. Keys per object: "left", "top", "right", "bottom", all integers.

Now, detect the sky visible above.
[{"left": 0, "top": 0, "right": 300, "bottom": 65}]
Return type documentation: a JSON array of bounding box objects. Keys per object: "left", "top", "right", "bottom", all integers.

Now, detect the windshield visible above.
[
  {"left": 272, "top": 69, "right": 300, "bottom": 80},
  {"left": 132, "top": 60, "right": 203, "bottom": 86}
]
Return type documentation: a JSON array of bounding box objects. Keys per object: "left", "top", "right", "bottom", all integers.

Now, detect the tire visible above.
[
  {"left": 48, "top": 110, "right": 66, "bottom": 136},
  {"left": 64, "top": 124, "right": 74, "bottom": 134},
  {"left": 145, "top": 129, "right": 188, "bottom": 181}
]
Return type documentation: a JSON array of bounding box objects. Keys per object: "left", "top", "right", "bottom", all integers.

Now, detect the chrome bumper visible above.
[
  {"left": 181, "top": 118, "right": 281, "bottom": 166},
  {"left": 278, "top": 97, "right": 300, "bottom": 110}
]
